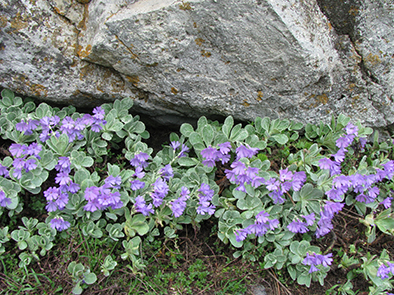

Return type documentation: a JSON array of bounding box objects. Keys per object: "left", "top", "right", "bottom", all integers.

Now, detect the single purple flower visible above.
[
  {"left": 236, "top": 144, "right": 259, "bottom": 160},
  {"left": 50, "top": 217, "right": 71, "bottom": 231},
  {"left": 0, "top": 191, "right": 11, "bottom": 207},
  {"left": 287, "top": 220, "right": 309, "bottom": 233}
]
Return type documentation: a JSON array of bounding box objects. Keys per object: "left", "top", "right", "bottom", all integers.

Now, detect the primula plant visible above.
[{"left": 0, "top": 88, "right": 394, "bottom": 294}]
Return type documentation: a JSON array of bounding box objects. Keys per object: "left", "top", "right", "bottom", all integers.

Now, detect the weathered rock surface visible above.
[{"left": 0, "top": 0, "right": 393, "bottom": 128}]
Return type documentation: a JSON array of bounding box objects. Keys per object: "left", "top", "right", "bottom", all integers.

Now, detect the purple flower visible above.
[
  {"left": 50, "top": 217, "right": 71, "bottom": 231},
  {"left": 336, "top": 134, "right": 354, "bottom": 149},
  {"left": 55, "top": 157, "right": 71, "bottom": 172},
  {"left": 13, "top": 158, "right": 25, "bottom": 169},
  {"left": 67, "top": 182, "right": 80, "bottom": 193},
  {"left": 84, "top": 198, "right": 102, "bottom": 212},
  {"left": 265, "top": 178, "right": 280, "bottom": 191},
  {"left": 171, "top": 196, "right": 187, "bottom": 218},
  {"left": 133, "top": 166, "right": 145, "bottom": 179},
  {"left": 197, "top": 183, "right": 215, "bottom": 215},
  {"left": 236, "top": 144, "right": 259, "bottom": 160},
  {"left": 0, "top": 190, "right": 11, "bottom": 207},
  {"left": 92, "top": 106, "right": 105, "bottom": 120},
  {"left": 170, "top": 141, "right": 180, "bottom": 150},
  {"left": 235, "top": 228, "right": 249, "bottom": 242},
  {"left": 134, "top": 195, "right": 154, "bottom": 216},
  {"left": 12, "top": 168, "right": 23, "bottom": 179},
  {"left": 130, "top": 180, "right": 145, "bottom": 191},
  {"left": 26, "top": 143, "right": 42, "bottom": 158},
  {"left": 302, "top": 213, "right": 316, "bottom": 226},
  {"left": 319, "top": 158, "right": 333, "bottom": 170},
  {"left": 84, "top": 186, "right": 100, "bottom": 201},
  {"left": 332, "top": 148, "right": 346, "bottom": 163},
  {"left": 44, "top": 187, "right": 60, "bottom": 201},
  {"left": 377, "top": 263, "right": 391, "bottom": 280},
  {"left": 255, "top": 210, "right": 270, "bottom": 224},
  {"left": 105, "top": 175, "right": 122, "bottom": 189},
  {"left": 218, "top": 142, "right": 231, "bottom": 155},
  {"left": 130, "top": 152, "right": 149, "bottom": 168},
  {"left": 0, "top": 164, "right": 9, "bottom": 178},
  {"left": 24, "top": 158, "right": 37, "bottom": 172},
  {"left": 302, "top": 252, "right": 333, "bottom": 273},
  {"left": 381, "top": 197, "right": 393, "bottom": 209},
  {"left": 9, "top": 143, "right": 26, "bottom": 157},
  {"left": 55, "top": 172, "right": 71, "bottom": 186},
  {"left": 287, "top": 220, "right": 309, "bottom": 233},
  {"left": 160, "top": 164, "right": 174, "bottom": 182},
  {"left": 279, "top": 168, "right": 293, "bottom": 182},
  {"left": 324, "top": 201, "right": 344, "bottom": 217},
  {"left": 344, "top": 122, "right": 358, "bottom": 136}
]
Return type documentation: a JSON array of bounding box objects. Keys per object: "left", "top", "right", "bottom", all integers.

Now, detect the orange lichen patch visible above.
[
  {"left": 176, "top": 68, "right": 182, "bottom": 72},
  {"left": 96, "top": 85, "right": 104, "bottom": 93},
  {"left": 348, "top": 83, "right": 356, "bottom": 90},
  {"left": 53, "top": 6, "right": 65, "bottom": 16},
  {"left": 126, "top": 75, "right": 139, "bottom": 87},
  {"left": 0, "top": 45, "right": 5, "bottom": 51},
  {"left": 352, "top": 95, "right": 360, "bottom": 101},
  {"left": 193, "top": 22, "right": 197, "bottom": 28},
  {"left": 327, "top": 21, "right": 332, "bottom": 31},
  {"left": 76, "top": 0, "right": 91, "bottom": 4},
  {"left": 242, "top": 99, "right": 250, "bottom": 107},
  {"left": 77, "top": 3, "right": 89, "bottom": 30},
  {"left": 256, "top": 91, "right": 263, "bottom": 101},
  {"left": 179, "top": 2, "right": 192, "bottom": 10},
  {"left": 10, "top": 12, "right": 29, "bottom": 31},
  {"left": 364, "top": 53, "right": 381, "bottom": 66},
  {"left": 77, "top": 44, "right": 92, "bottom": 58},
  {"left": 348, "top": 7, "right": 359, "bottom": 16},
  {"left": 171, "top": 87, "right": 178, "bottom": 95},
  {"left": 30, "top": 83, "right": 48, "bottom": 97},
  {"left": 146, "top": 62, "right": 158, "bottom": 67},
  {"left": 79, "top": 63, "right": 96, "bottom": 79},
  {"left": 316, "top": 93, "right": 329, "bottom": 104},
  {"left": 195, "top": 38, "right": 205, "bottom": 46},
  {"left": 201, "top": 50, "right": 211, "bottom": 57},
  {"left": 0, "top": 15, "right": 8, "bottom": 28}
]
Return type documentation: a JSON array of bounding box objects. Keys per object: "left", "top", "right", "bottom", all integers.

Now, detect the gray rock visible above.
[{"left": 0, "top": 0, "right": 393, "bottom": 128}]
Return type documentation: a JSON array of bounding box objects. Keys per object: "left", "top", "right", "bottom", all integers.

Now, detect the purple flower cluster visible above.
[
  {"left": 377, "top": 262, "right": 394, "bottom": 279},
  {"left": 225, "top": 161, "right": 263, "bottom": 192},
  {"left": 9, "top": 143, "right": 42, "bottom": 179},
  {"left": 170, "top": 141, "right": 190, "bottom": 158},
  {"left": 44, "top": 156, "right": 81, "bottom": 211},
  {"left": 130, "top": 152, "right": 149, "bottom": 168},
  {"left": 316, "top": 201, "right": 344, "bottom": 238},
  {"left": 303, "top": 252, "right": 333, "bottom": 273},
  {"left": 264, "top": 169, "right": 306, "bottom": 204},
  {"left": 170, "top": 186, "right": 190, "bottom": 217},
  {"left": 151, "top": 177, "right": 169, "bottom": 207},
  {"left": 130, "top": 167, "right": 145, "bottom": 191},
  {"left": 134, "top": 195, "right": 154, "bottom": 216},
  {"left": 201, "top": 142, "right": 232, "bottom": 167},
  {"left": 16, "top": 106, "right": 106, "bottom": 143},
  {"left": 84, "top": 176, "right": 123, "bottom": 212},
  {"left": 235, "top": 210, "right": 280, "bottom": 242},
  {"left": 196, "top": 183, "right": 215, "bottom": 215},
  {"left": 323, "top": 160, "right": 394, "bottom": 206},
  {"left": 0, "top": 163, "right": 9, "bottom": 178},
  {"left": 0, "top": 190, "right": 11, "bottom": 207},
  {"left": 49, "top": 216, "right": 71, "bottom": 231},
  {"left": 287, "top": 213, "right": 315, "bottom": 234}
]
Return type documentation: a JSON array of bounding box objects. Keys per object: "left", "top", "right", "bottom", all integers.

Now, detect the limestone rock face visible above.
[{"left": 0, "top": 0, "right": 393, "bottom": 127}]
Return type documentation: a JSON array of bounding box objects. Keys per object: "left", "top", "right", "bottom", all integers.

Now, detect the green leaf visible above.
[
  {"left": 232, "top": 129, "right": 249, "bottom": 142},
  {"left": 178, "top": 157, "right": 199, "bottom": 167},
  {"left": 271, "top": 134, "right": 288, "bottom": 145},
  {"left": 83, "top": 272, "right": 97, "bottom": 285},
  {"left": 180, "top": 123, "right": 194, "bottom": 137},
  {"left": 202, "top": 124, "right": 214, "bottom": 146},
  {"left": 222, "top": 116, "right": 234, "bottom": 138}
]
